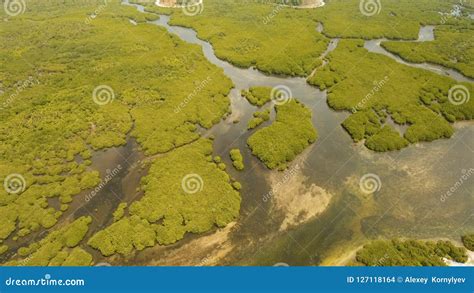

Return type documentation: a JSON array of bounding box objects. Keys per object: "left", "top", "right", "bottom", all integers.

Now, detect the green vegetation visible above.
[
  {"left": 5, "top": 217, "right": 93, "bottom": 266},
  {"left": 248, "top": 109, "right": 271, "bottom": 129},
  {"left": 462, "top": 234, "right": 474, "bottom": 251},
  {"left": 382, "top": 25, "right": 474, "bottom": 78},
  {"left": 154, "top": 0, "right": 329, "bottom": 76},
  {"left": 365, "top": 126, "right": 409, "bottom": 152},
  {"left": 313, "top": 0, "right": 468, "bottom": 40},
  {"left": 356, "top": 239, "right": 468, "bottom": 266},
  {"left": 143, "top": 0, "right": 472, "bottom": 77},
  {"left": 0, "top": 0, "right": 238, "bottom": 264},
  {"left": 113, "top": 203, "right": 128, "bottom": 222},
  {"left": 241, "top": 87, "right": 272, "bottom": 107},
  {"left": 248, "top": 99, "right": 317, "bottom": 170},
  {"left": 88, "top": 139, "right": 241, "bottom": 256},
  {"left": 232, "top": 181, "right": 242, "bottom": 191},
  {"left": 2, "top": 0, "right": 473, "bottom": 267},
  {"left": 0, "top": 245, "right": 8, "bottom": 255},
  {"left": 230, "top": 149, "right": 244, "bottom": 171},
  {"left": 88, "top": 215, "right": 156, "bottom": 256},
  {"left": 308, "top": 40, "right": 474, "bottom": 151}
]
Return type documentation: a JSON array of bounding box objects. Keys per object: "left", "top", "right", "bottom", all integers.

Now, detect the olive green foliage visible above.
[
  {"left": 341, "top": 109, "right": 382, "bottom": 142},
  {"left": 309, "top": 40, "right": 474, "bottom": 151},
  {"left": 113, "top": 203, "right": 128, "bottom": 222},
  {"left": 365, "top": 126, "right": 409, "bottom": 152},
  {"left": 5, "top": 217, "right": 93, "bottom": 266},
  {"left": 0, "top": 245, "right": 8, "bottom": 255},
  {"left": 230, "top": 149, "right": 244, "bottom": 171},
  {"left": 248, "top": 100, "right": 317, "bottom": 170},
  {"left": 1, "top": 0, "right": 236, "bottom": 261},
  {"left": 160, "top": 0, "right": 329, "bottom": 76},
  {"left": 462, "top": 234, "right": 474, "bottom": 251},
  {"left": 88, "top": 215, "right": 156, "bottom": 256},
  {"left": 147, "top": 0, "right": 469, "bottom": 76},
  {"left": 88, "top": 139, "right": 241, "bottom": 256},
  {"left": 60, "top": 247, "right": 94, "bottom": 266},
  {"left": 232, "top": 181, "right": 242, "bottom": 191},
  {"left": 0, "top": 0, "right": 160, "bottom": 243},
  {"left": 248, "top": 109, "right": 271, "bottom": 129},
  {"left": 242, "top": 87, "right": 272, "bottom": 107},
  {"left": 382, "top": 25, "right": 474, "bottom": 78},
  {"left": 314, "top": 0, "right": 468, "bottom": 40},
  {"left": 356, "top": 239, "right": 468, "bottom": 266}
]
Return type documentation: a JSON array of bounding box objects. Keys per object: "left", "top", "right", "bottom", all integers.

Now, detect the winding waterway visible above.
[{"left": 109, "top": 1, "right": 474, "bottom": 266}]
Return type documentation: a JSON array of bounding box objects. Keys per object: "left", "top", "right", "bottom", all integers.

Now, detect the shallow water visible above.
[
  {"left": 364, "top": 28, "right": 473, "bottom": 83},
  {"left": 113, "top": 1, "right": 474, "bottom": 266}
]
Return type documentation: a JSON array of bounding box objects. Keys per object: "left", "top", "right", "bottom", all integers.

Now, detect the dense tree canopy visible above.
[
  {"left": 308, "top": 40, "right": 473, "bottom": 151},
  {"left": 88, "top": 139, "right": 241, "bottom": 256},
  {"left": 356, "top": 239, "right": 468, "bottom": 266},
  {"left": 248, "top": 99, "right": 317, "bottom": 170}
]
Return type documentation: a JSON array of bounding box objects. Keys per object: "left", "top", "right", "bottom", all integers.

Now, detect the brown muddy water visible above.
[{"left": 10, "top": 1, "right": 469, "bottom": 266}]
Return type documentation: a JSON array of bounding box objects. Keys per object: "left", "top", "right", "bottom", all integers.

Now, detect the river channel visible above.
[{"left": 90, "top": 1, "right": 474, "bottom": 266}]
